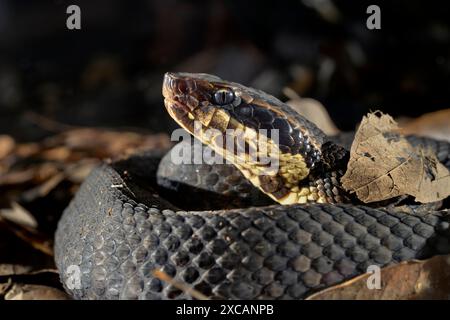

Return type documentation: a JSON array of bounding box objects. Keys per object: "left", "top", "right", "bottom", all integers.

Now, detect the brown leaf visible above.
[
  {"left": 61, "top": 128, "right": 171, "bottom": 157},
  {"left": 0, "top": 264, "right": 33, "bottom": 276},
  {"left": 64, "top": 159, "right": 100, "bottom": 183},
  {"left": 14, "top": 142, "right": 41, "bottom": 158},
  {"left": 0, "top": 135, "right": 15, "bottom": 160},
  {"left": 41, "top": 146, "right": 71, "bottom": 161},
  {"left": 285, "top": 92, "right": 340, "bottom": 136},
  {"left": 0, "top": 268, "right": 65, "bottom": 300},
  {"left": 341, "top": 112, "right": 450, "bottom": 203},
  {"left": 0, "top": 267, "right": 60, "bottom": 280},
  {"left": 0, "top": 279, "right": 12, "bottom": 296},
  {"left": 0, "top": 168, "right": 36, "bottom": 186},
  {"left": 35, "top": 163, "right": 61, "bottom": 182},
  {"left": 0, "top": 202, "right": 38, "bottom": 229},
  {"left": 400, "top": 109, "right": 450, "bottom": 142},
  {"left": 307, "top": 254, "right": 450, "bottom": 300},
  {"left": 4, "top": 284, "right": 70, "bottom": 300},
  {"left": 22, "top": 172, "right": 65, "bottom": 202}
]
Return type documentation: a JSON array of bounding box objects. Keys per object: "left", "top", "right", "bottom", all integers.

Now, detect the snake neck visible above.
[{"left": 302, "top": 141, "right": 352, "bottom": 204}]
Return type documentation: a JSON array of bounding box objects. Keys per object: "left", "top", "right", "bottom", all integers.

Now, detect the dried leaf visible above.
[
  {"left": 0, "top": 279, "right": 12, "bottom": 296},
  {"left": 41, "top": 146, "right": 71, "bottom": 161},
  {"left": 341, "top": 112, "right": 450, "bottom": 203},
  {"left": 284, "top": 91, "right": 340, "bottom": 136},
  {"left": 307, "top": 254, "right": 450, "bottom": 300},
  {"left": 0, "top": 135, "right": 15, "bottom": 160},
  {"left": 0, "top": 202, "right": 38, "bottom": 229},
  {"left": 14, "top": 142, "right": 41, "bottom": 158},
  {"left": 35, "top": 163, "right": 61, "bottom": 182},
  {"left": 0, "top": 168, "right": 35, "bottom": 186},
  {"left": 5, "top": 284, "right": 70, "bottom": 300},
  {"left": 0, "top": 267, "right": 60, "bottom": 280},
  {"left": 0, "top": 268, "right": 64, "bottom": 300},
  {"left": 0, "top": 264, "right": 33, "bottom": 276},
  {"left": 61, "top": 128, "right": 171, "bottom": 157},
  {"left": 400, "top": 109, "right": 450, "bottom": 142},
  {"left": 22, "top": 172, "right": 65, "bottom": 202},
  {"left": 65, "top": 159, "right": 100, "bottom": 183}
]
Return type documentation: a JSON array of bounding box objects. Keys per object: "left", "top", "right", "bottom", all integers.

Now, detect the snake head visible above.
[
  {"left": 163, "top": 72, "right": 243, "bottom": 134},
  {"left": 162, "top": 72, "right": 324, "bottom": 166}
]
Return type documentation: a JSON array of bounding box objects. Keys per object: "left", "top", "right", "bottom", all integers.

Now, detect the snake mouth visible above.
[
  {"left": 164, "top": 97, "right": 196, "bottom": 135},
  {"left": 163, "top": 72, "right": 203, "bottom": 133},
  {"left": 164, "top": 98, "right": 187, "bottom": 117},
  {"left": 162, "top": 72, "right": 181, "bottom": 100}
]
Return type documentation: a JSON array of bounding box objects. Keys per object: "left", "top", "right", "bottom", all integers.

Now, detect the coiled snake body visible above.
[{"left": 55, "top": 73, "right": 450, "bottom": 299}]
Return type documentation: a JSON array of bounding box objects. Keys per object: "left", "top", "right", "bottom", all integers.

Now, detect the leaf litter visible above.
[
  {"left": 341, "top": 112, "right": 450, "bottom": 203},
  {"left": 284, "top": 87, "right": 340, "bottom": 136},
  {"left": 307, "top": 254, "right": 450, "bottom": 300}
]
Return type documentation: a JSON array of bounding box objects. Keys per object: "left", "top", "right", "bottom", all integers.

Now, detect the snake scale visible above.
[{"left": 55, "top": 73, "right": 450, "bottom": 299}]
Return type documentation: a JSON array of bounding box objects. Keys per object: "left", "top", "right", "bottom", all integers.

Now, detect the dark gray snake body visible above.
[
  {"left": 55, "top": 137, "right": 450, "bottom": 300},
  {"left": 55, "top": 73, "right": 450, "bottom": 299}
]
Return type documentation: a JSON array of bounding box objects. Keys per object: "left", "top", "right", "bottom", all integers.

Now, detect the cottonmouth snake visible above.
[{"left": 55, "top": 73, "right": 450, "bottom": 299}]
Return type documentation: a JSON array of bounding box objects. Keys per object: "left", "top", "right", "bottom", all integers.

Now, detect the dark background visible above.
[{"left": 0, "top": 0, "right": 449, "bottom": 141}]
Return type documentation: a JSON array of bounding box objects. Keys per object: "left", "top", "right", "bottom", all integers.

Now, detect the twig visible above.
[{"left": 152, "top": 269, "right": 209, "bottom": 300}]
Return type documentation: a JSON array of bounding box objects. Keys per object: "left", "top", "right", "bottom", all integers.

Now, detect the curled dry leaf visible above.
[
  {"left": 307, "top": 254, "right": 450, "bottom": 300},
  {"left": 341, "top": 112, "right": 450, "bottom": 203}
]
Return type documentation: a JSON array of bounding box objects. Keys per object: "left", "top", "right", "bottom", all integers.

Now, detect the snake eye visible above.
[{"left": 213, "top": 88, "right": 235, "bottom": 105}]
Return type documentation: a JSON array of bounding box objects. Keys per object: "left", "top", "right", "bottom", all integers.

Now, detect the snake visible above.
[{"left": 55, "top": 72, "right": 450, "bottom": 300}]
